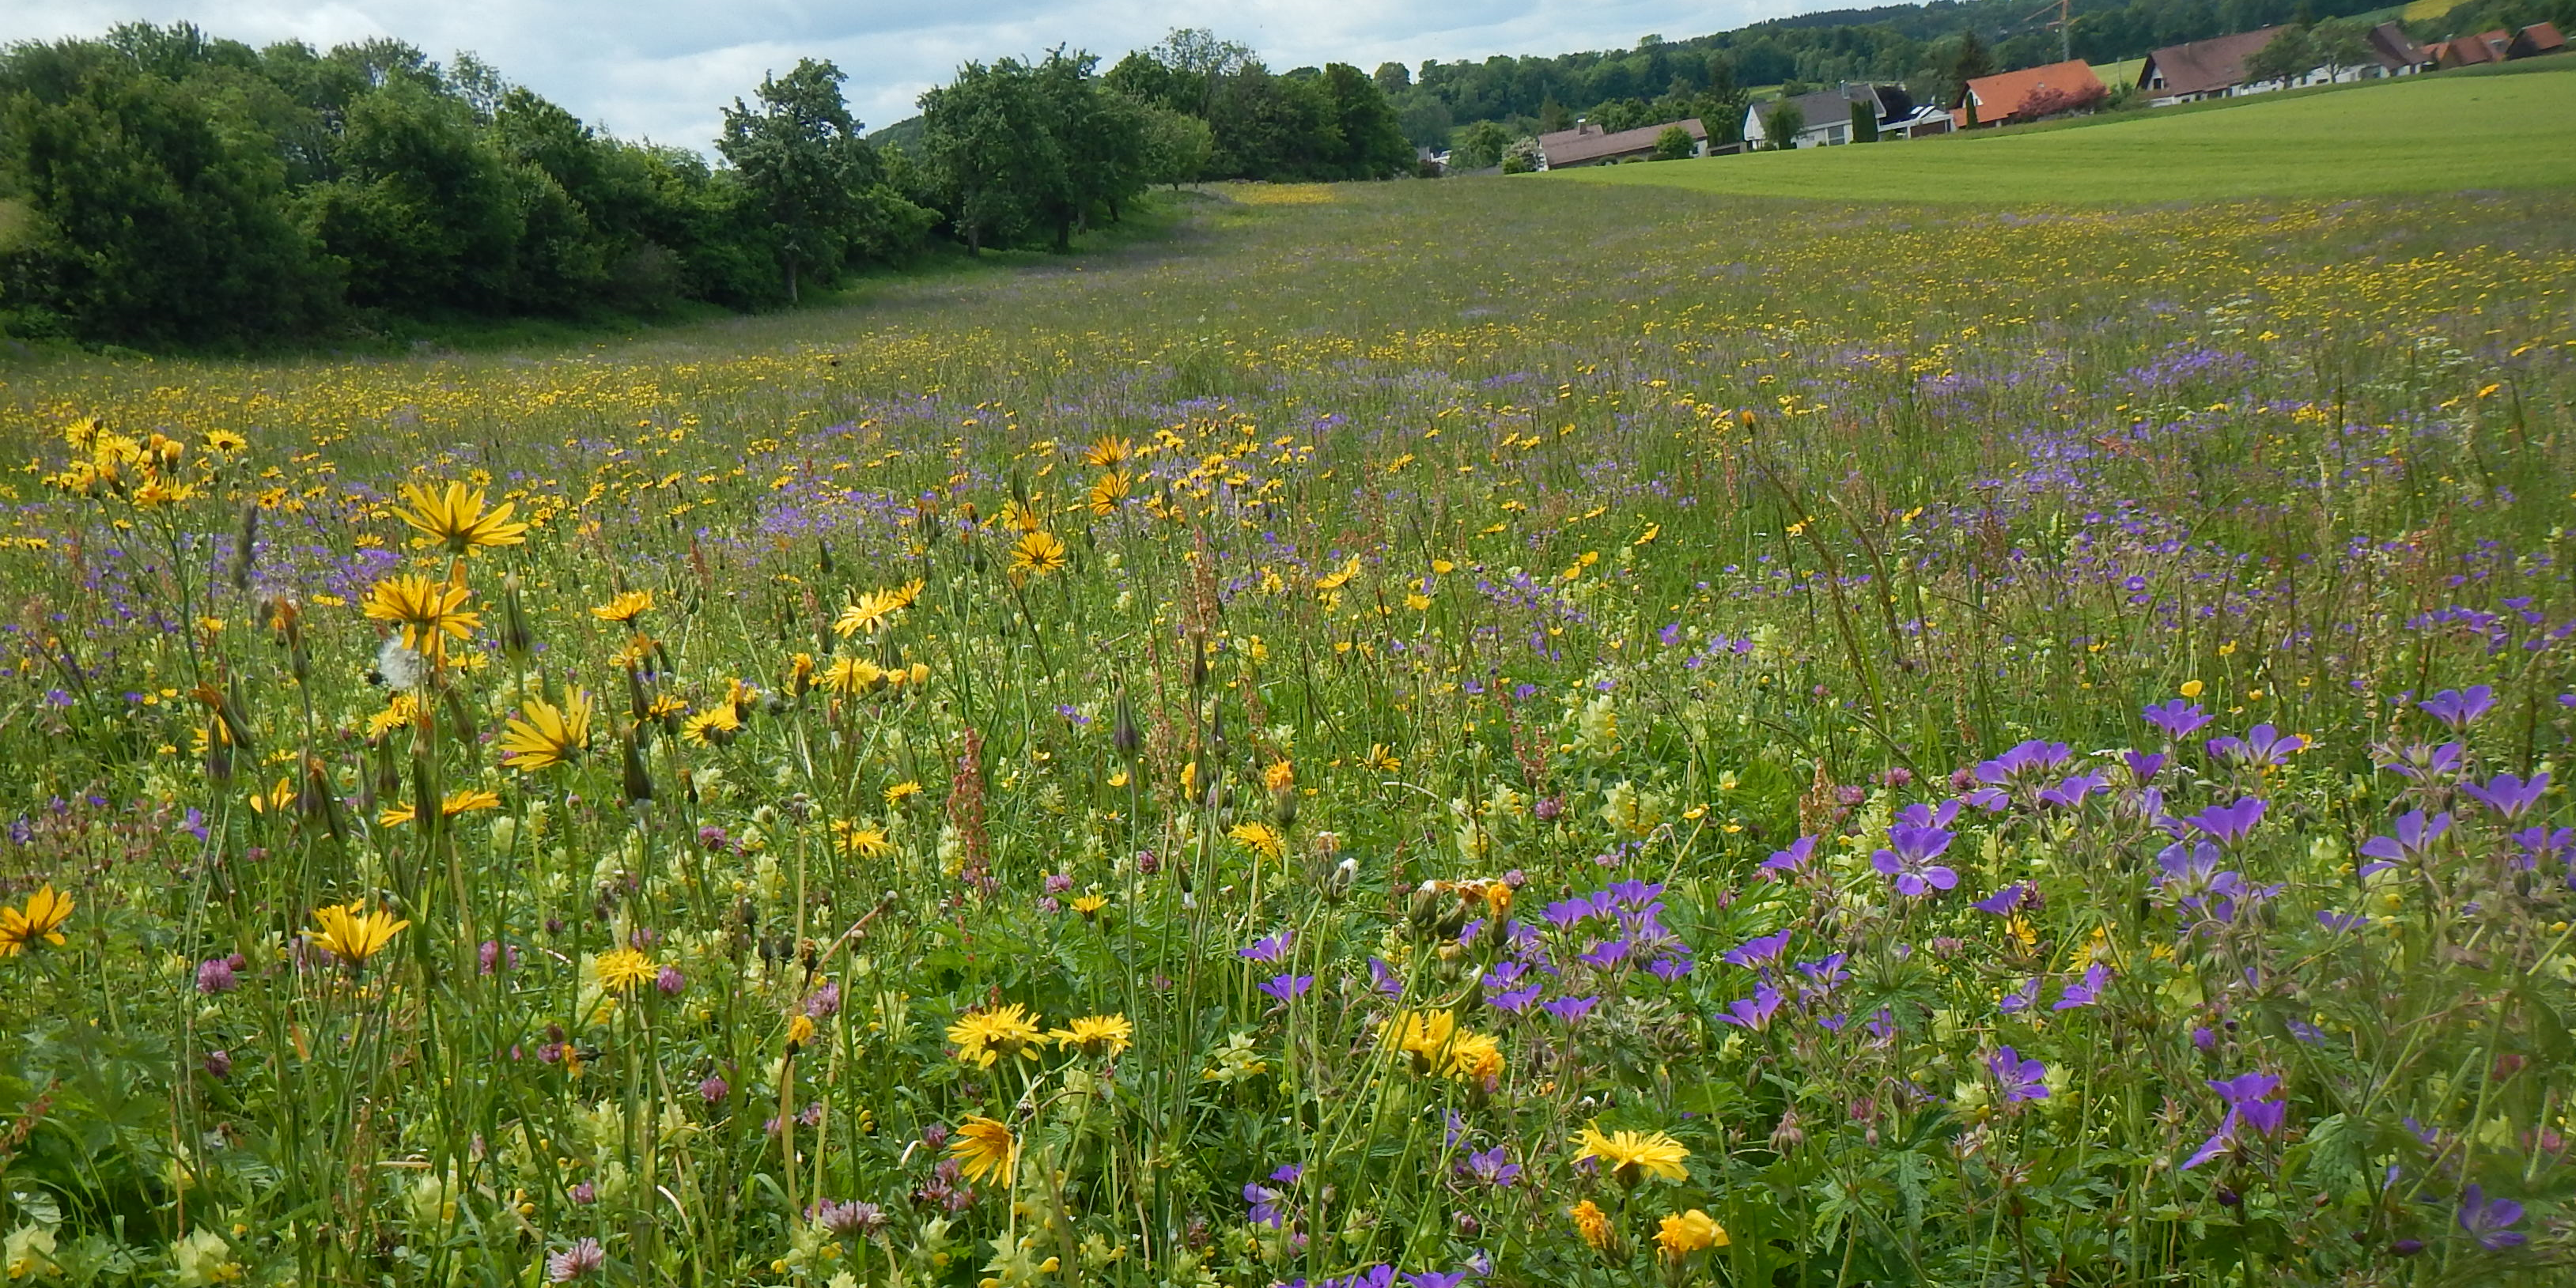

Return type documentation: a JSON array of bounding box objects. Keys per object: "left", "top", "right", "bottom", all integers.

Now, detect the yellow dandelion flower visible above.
[
  {"left": 247, "top": 776, "right": 295, "bottom": 815},
  {"left": 1006, "top": 530, "right": 1067, "bottom": 585},
  {"left": 831, "top": 820, "right": 893, "bottom": 859},
  {"left": 591, "top": 590, "right": 653, "bottom": 624},
  {"left": 309, "top": 902, "right": 409, "bottom": 965},
  {"left": 1227, "top": 820, "right": 1284, "bottom": 863},
  {"left": 376, "top": 788, "right": 500, "bottom": 829},
  {"left": 1050, "top": 1014, "right": 1134, "bottom": 1057},
  {"left": 364, "top": 575, "right": 480, "bottom": 663},
  {"left": 682, "top": 705, "right": 740, "bottom": 746},
  {"left": 395, "top": 482, "right": 527, "bottom": 555},
  {"left": 1655, "top": 1209, "right": 1725, "bottom": 1258},
  {"left": 1572, "top": 1121, "right": 1690, "bottom": 1185},
  {"left": 1262, "top": 760, "right": 1294, "bottom": 794},
  {"left": 364, "top": 694, "right": 421, "bottom": 742},
  {"left": 998, "top": 497, "right": 1045, "bottom": 533},
  {"left": 199, "top": 428, "right": 248, "bottom": 455},
  {"left": 1364, "top": 743, "right": 1401, "bottom": 772},
  {"left": 823, "top": 656, "right": 884, "bottom": 695},
  {"left": 1081, "top": 435, "right": 1133, "bottom": 467},
  {"left": 1070, "top": 892, "right": 1110, "bottom": 920},
  {"left": 1085, "top": 470, "right": 1133, "bottom": 516},
  {"left": 594, "top": 946, "right": 658, "bottom": 993},
  {"left": 0, "top": 884, "right": 74, "bottom": 956},
  {"left": 1387, "top": 1009, "right": 1458, "bottom": 1069},
  {"left": 947, "top": 1003, "right": 1045, "bottom": 1068},
  {"left": 949, "top": 1115, "right": 1017, "bottom": 1187},
  {"left": 884, "top": 780, "right": 924, "bottom": 807},
  {"left": 499, "top": 689, "right": 591, "bottom": 771},
  {"left": 1569, "top": 1199, "right": 1613, "bottom": 1251},
  {"left": 1444, "top": 1030, "right": 1504, "bottom": 1083}
]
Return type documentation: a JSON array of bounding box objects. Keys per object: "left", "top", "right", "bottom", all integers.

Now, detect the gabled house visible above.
[
  {"left": 2432, "top": 29, "right": 2513, "bottom": 66},
  {"left": 1951, "top": 59, "right": 2105, "bottom": 128},
  {"left": 1744, "top": 83, "right": 1946, "bottom": 149},
  {"left": 2364, "top": 22, "right": 2434, "bottom": 76},
  {"left": 2138, "top": 28, "right": 2289, "bottom": 104},
  {"left": 2509, "top": 22, "right": 2567, "bottom": 58},
  {"left": 1533, "top": 118, "right": 1708, "bottom": 168}
]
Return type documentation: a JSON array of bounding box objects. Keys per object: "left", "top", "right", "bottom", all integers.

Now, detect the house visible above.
[
  {"left": 1534, "top": 117, "right": 1708, "bottom": 168},
  {"left": 2138, "top": 28, "right": 2290, "bottom": 104},
  {"left": 2364, "top": 22, "right": 2434, "bottom": 76},
  {"left": 2433, "top": 29, "right": 2513, "bottom": 66},
  {"left": 1744, "top": 84, "right": 1946, "bottom": 149},
  {"left": 1951, "top": 59, "right": 2106, "bottom": 128},
  {"left": 2509, "top": 22, "right": 2567, "bottom": 58}
]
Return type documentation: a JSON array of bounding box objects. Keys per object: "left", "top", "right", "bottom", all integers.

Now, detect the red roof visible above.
[
  {"left": 2510, "top": 22, "right": 2565, "bottom": 56},
  {"left": 2140, "top": 28, "right": 2287, "bottom": 97},
  {"left": 1953, "top": 59, "right": 2105, "bottom": 128}
]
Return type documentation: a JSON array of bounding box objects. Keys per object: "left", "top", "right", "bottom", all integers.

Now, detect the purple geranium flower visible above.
[
  {"left": 1760, "top": 836, "right": 1817, "bottom": 876},
  {"left": 1989, "top": 1047, "right": 2048, "bottom": 1102},
  {"left": 1258, "top": 973, "right": 1314, "bottom": 1003},
  {"left": 2358, "top": 810, "right": 2451, "bottom": 876},
  {"left": 2377, "top": 739, "right": 2465, "bottom": 782},
  {"left": 2317, "top": 909, "right": 2369, "bottom": 932},
  {"left": 1999, "top": 976, "right": 2041, "bottom": 1014},
  {"left": 2419, "top": 686, "right": 2495, "bottom": 729},
  {"left": 1240, "top": 931, "right": 1292, "bottom": 963},
  {"left": 1541, "top": 994, "right": 1599, "bottom": 1024},
  {"left": 1715, "top": 983, "right": 1783, "bottom": 1029},
  {"left": 2143, "top": 699, "right": 2211, "bottom": 739},
  {"left": 2052, "top": 961, "right": 2111, "bottom": 1010},
  {"left": 2037, "top": 772, "right": 2108, "bottom": 809},
  {"left": 1723, "top": 928, "right": 1792, "bottom": 967},
  {"left": 1873, "top": 818, "right": 1958, "bottom": 897},
  {"left": 1978, "top": 740, "right": 2073, "bottom": 785},
  {"left": 1795, "top": 954, "right": 1848, "bottom": 989},
  {"left": 1456, "top": 1144, "right": 1520, "bottom": 1187},
  {"left": 2461, "top": 772, "right": 2549, "bottom": 821},
  {"left": 2185, "top": 796, "right": 2266, "bottom": 845},
  {"left": 1370, "top": 956, "right": 1404, "bottom": 999},
  {"left": 2182, "top": 1072, "right": 2287, "bottom": 1169},
  {"left": 1973, "top": 883, "right": 2034, "bottom": 916},
  {"left": 2207, "top": 723, "right": 2306, "bottom": 768},
  {"left": 2456, "top": 1184, "right": 2527, "bottom": 1250}
]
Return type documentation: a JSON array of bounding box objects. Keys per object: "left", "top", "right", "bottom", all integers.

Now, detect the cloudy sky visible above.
[{"left": 11, "top": 1, "right": 1814, "bottom": 152}]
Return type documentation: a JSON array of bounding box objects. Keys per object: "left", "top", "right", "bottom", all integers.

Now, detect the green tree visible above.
[
  {"left": 1451, "top": 119, "right": 1512, "bottom": 170},
  {"left": 2244, "top": 25, "right": 2321, "bottom": 85},
  {"left": 1318, "top": 62, "right": 1412, "bottom": 179},
  {"left": 1134, "top": 100, "right": 1213, "bottom": 185},
  {"left": 716, "top": 59, "right": 889, "bottom": 300},
  {"left": 918, "top": 58, "right": 1063, "bottom": 253},
  {"left": 1650, "top": 125, "right": 1697, "bottom": 160},
  {"left": 305, "top": 77, "right": 522, "bottom": 312},
  {"left": 1764, "top": 98, "right": 1806, "bottom": 149},
  {"left": 1849, "top": 97, "right": 1880, "bottom": 142},
  {"left": 1205, "top": 65, "right": 1335, "bottom": 179}
]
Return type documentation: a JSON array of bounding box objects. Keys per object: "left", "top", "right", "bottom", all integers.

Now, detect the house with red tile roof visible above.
[
  {"left": 2432, "top": 29, "right": 2513, "bottom": 66},
  {"left": 1950, "top": 59, "right": 2106, "bottom": 129},
  {"left": 2508, "top": 22, "right": 2566, "bottom": 58},
  {"left": 2139, "top": 28, "right": 2290, "bottom": 104}
]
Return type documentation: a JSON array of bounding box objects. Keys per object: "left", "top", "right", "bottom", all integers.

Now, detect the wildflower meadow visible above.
[{"left": 0, "top": 177, "right": 2572, "bottom": 1286}]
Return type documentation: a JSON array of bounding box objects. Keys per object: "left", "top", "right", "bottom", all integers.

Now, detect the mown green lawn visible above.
[{"left": 1553, "top": 59, "right": 2576, "bottom": 202}]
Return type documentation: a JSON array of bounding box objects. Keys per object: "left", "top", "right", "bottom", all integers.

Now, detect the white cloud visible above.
[{"left": 7, "top": 0, "right": 1813, "bottom": 152}]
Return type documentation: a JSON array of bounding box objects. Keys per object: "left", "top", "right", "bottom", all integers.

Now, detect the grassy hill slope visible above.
[{"left": 1549, "top": 59, "right": 2576, "bottom": 202}]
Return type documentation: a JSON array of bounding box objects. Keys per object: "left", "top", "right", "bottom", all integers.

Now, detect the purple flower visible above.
[
  {"left": 1489, "top": 982, "right": 1543, "bottom": 1013},
  {"left": 1977, "top": 739, "right": 2072, "bottom": 785},
  {"left": 2052, "top": 962, "right": 2110, "bottom": 1010},
  {"left": 1239, "top": 931, "right": 1292, "bottom": 964},
  {"left": 1795, "top": 953, "right": 1848, "bottom": 989},
  {"left": 1999, "top": 977, "right": 2041, "bottom": 1014},
  {"left": 1258, "top": 973, "right": 1314, "bottom": 1003},
  {"left": 1759, "top": 836, "right": 1817, "bottom": 876},
  {"left": 1244, "top": 1180, "right": 1291, "bottom": 1228},
  {"left": 2183, "top": 1072, "right": 2287, "bottom": 1169},
  {"left": 1989, "top": 1047, "right": 2048, "bottom": 1102},
  {"left": 1370, "top": 956, "right": 1404, "bottom": 999},
  {"left": 547, "top": 1237, "right": 606, "bottom": 1282},
  {"left": 1647, "top": 954, "right": 1693, "bottom": 982},
  {"left": 2377, "top": 740, "right": 2465, "bottom": 782},
  {"left": 2317, "top": 910, "right": 2369, "bottom": 932},
  {"left": 1723, "top": 928, "right": 1792, "bottom": 967},
  {"left": 2358, "top": 810, "right": 2451, "bottom": 875},
  {"left": 804, "top": 983, "right": 841, "bottom": 1018},
  {"left": 1456, "top": 1144, "right": 1520, "bottom": 1187},
  {"left": 2143, "top": 700, "right": 2211, "bottom": 739},
  {"left": 2037, "top": 772, "right": 2107, "bottom": 809},
  {"left": 2122, "top": 750, "right": 2167, "bottom": 784},
  {"left": 2207, "top": 723, "right": 2306, "bottom": 768},
  {"left": 195, "top": 957, "right": 238, "bottom": 995},
  {"left": 2515, "top": 825, "right": 2573, "bottom": 873},
  {"left": 2456, "top": 1184, "right": 2526, "bottom": 1250},
  {"left": 1541, "top": 995, "right": 1599, "bottom": 1024},
  {"left": 1576, "top": 938, "right": 1630, "bottom": 969},
  {"left": 814, "top": 1199, "right": 887, "bottom": 1237},
  {"left": 1973, "top": 883, "right": 2034, "bottom": 916},
  {"left": 1715, "top": 983, "right": 1783, "bottom": 1029},
  {"left": 2419, "top": 686, "right": 2495, "bottom": 729},
  {"left": 1871, "top": 810, "right": 1958, "bottom": 898},
  {"left": 2185, "top": 797, "right": 2266, "bottom": 845},
  {"left": 2461, "top": 772, "right": 2549, "bottom": 821},
  {"left": 698, "top": 1075, "right": 729, "bottom": 1102},
  {"left": 1402, "top": 1273, "right": 1470, "bottom": 1288}
]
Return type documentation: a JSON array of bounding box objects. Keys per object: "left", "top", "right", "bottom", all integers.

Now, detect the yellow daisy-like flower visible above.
[
  {"left": 363, "top": 575, "right": 480, "bottom": 663},
  {"left": 884, "top": 780, "right": 924, "bottom": 807},
  {"left": 591, "top": 590, "right": 653, "bottom": 624},
  {"left": 1262, "top": 760, "right": 1294, "bottom": 794},
  {"left": 1005, "top": 530, "right": 1067, "bottom": 584},
  {"left": 1227, "top": 820, "right": 1284, "bottom": 863},
  {"left": 822, "top": 655, "right": 884, "bottom": 696},
  {"left": 395, "top": 482, "right": 528, "bottom": 555},
  {"left": 309, "top": 902, "right": 410, "bottom": 965},
  {"left": 376, "top": 788, "right": 501, "bottom": 829},
  {"left": 499, "top": 689, "right": 592, "bottom": 771},
  {"left": 1050, "top": 1014, "right": 1134, "bottom": 1057},
  {"left": 1363, "top": 743, "right": 1401, "bottom": 773},
  {"left": 682, "top": 705, "right": 740, "bottom": 746},
  {"left": 949, "top": 1115, "right": 1017, "bottom": 1188},
  {"left": 0, "top": 884, "right": 74, "bottom": 956},
  {"left": 594, "top": 946, "right": 658, "bottom": 993},
  {"left": 1572, "top": 1121, "right": 1691, "bottom": 1186},
  {"left": 199, "top": 428, "right": 248, "bottom": 455},
  {"left": 1085, "top": 470, "right": 1132, "bottom": 516},
  {"left": 1444, "top": 1030, "right": 1504, "bottom": 1084},
  {"left": 364, "top": 694, "right": 422, "bottom": 742},
  {"left": 247, "top": 776, "right": 296, "bottom": 816},
  {"left": 947, "top": 1003, "right": 1046, "bottom": 1068},
  {"left": 1386, "top": 1009, "right": 1458, "bottom": 1070},
  {"left": 1569, "top": 1199, "right": 1613, "bottom": 1252},
  {"left": 1081, "top": 435, "right": 1133, "bottom": 468},
  {"left": 998, "top": 497, "right": 1045, "bottom": 533},
  {"left": 834, "top": 590, "right": 906, "bottom": 637},
  {"left": 831, "top": 820, "right": 893, "bottom": 859},
  {"left": 1655, "top": 1209, "right": 1727, "bottom": 1259},
  {"left": 1070, "top": 893, "right": 1110, "bottom": 920},
  {"left": 611, "top": 636, "right": 656, "bottom": 671}
]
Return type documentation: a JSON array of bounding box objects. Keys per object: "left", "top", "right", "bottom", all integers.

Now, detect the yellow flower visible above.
[
  {"left": 949, "top": 1115, "right": 1017, "bottom": 1187},
  {"left": 376, "top": 788, "right": 501, "bottom": 829},
  {"left": 1081, "top": 435, "right": 1133, "bottom": 467},
  {"left": 1573, "top": 1121, "right": 1691, "bottom": 1185},
  {"left": 0, "top": 884, "right": 74, "bottom": 956},
  {"left": 596, "top": 947, "right": 658, "bottom": 992},
  {"left": 309, "top": 902, "right": 409, "bottom": 965},
  {"left": 834, "top": 589, "right": 909, "bottom": 637},
  {"left": 831, "top": 820, "right": 893, "bottom": 859},
  {"left": 682, "top": 705, "right": 740, "bottom": 746},
  {"left": 396, "top": 482, "right": 528, "bottom": 555},
  {"left": 1227, "top": 820, "right": 1284, "bottom": 863},
  {"left": 199, "top": 428, "right": 248, "bottom": 455},
  {"left": 364, "top": 694, "right": 421, "bottom": 742},
  {"left": 823, "top": 656, "right": 884, "bottom": 696},
  {"left": 884, "top": 780, "right": 924, "bottom": 807},
  {"left": 2180, "top": 678, "right": 2204, "bottom": 698},
  {"left": 591, "top": 590, "right": 653, "bottom": 624},
  {"left": 998, "top": 497, "right": 1045, "bottom": 533},
  {"left": 1444, "top": 1030, "right": 1504, "bottom": 1083},
  {"left": 1006, "top": 530, "right": 1067, "bottom": 584},
  {"left": 787, "top": 1014, "right": 816, "bottom": 1047},
  {"left": 1655, "top": 1209, "right": 1725, "bottom": 1258},
  {"left": 1568, "top": 1199, "right": 1613, "bottom": 1251},
  {"left": 948, "top": 1003, "right": 1046, "bottom": 1067},
  {"left": 1050, "top": 1014, "right": 1134, "bottom": 1057},
  {"left": 499, "top": 689, "right": 591, "bottom": 771},
  {"left": 1085, "top": 470, "right": 1133, "bottom": 516},
  {"left": 1363, "top": 743, "right": 1401, "bottom": 773},
  {"left": 247, "top": 777, "right": 294, "bottom": 816},
  {"left": 1070, "top": 893, "right": 1110, "bottom": 920},
  {"left": 363, "top": 575, "right": 480, "bottom": 663},
  {"left": 1314, "top": 555, "right": 1362, "bottom": 593},
  {"left": 1262, "top": 760, "right": 1294, "bottom": 794},
  {"left": 1387, "top": 1009, "right": 1458, "bottom": 1070}
]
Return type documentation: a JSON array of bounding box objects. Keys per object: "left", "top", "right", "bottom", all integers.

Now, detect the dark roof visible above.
[
  {"left": 2366, "top": 21, "right": 2430, "bottom": 70},
  {"left": 2511, "top": 22, "right": 2566, "bottom": 56},
  {"left": 1752, "top": 84, "right": 1912, "bottom": 129},
  {"left": 2140, "top": 27, "right": 2287, "bottom": 97},
  {"left": 1537, "top": 117, "right": 1707, "bottom": 165}
]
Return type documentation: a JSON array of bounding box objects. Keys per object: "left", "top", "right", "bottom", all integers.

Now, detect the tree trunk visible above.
[
  {"left": 1054, "top": 216, "right": 1071, "bottom": 253},
  {"left": 785, "top": 255, "right": 799, "bottom": 304}
]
